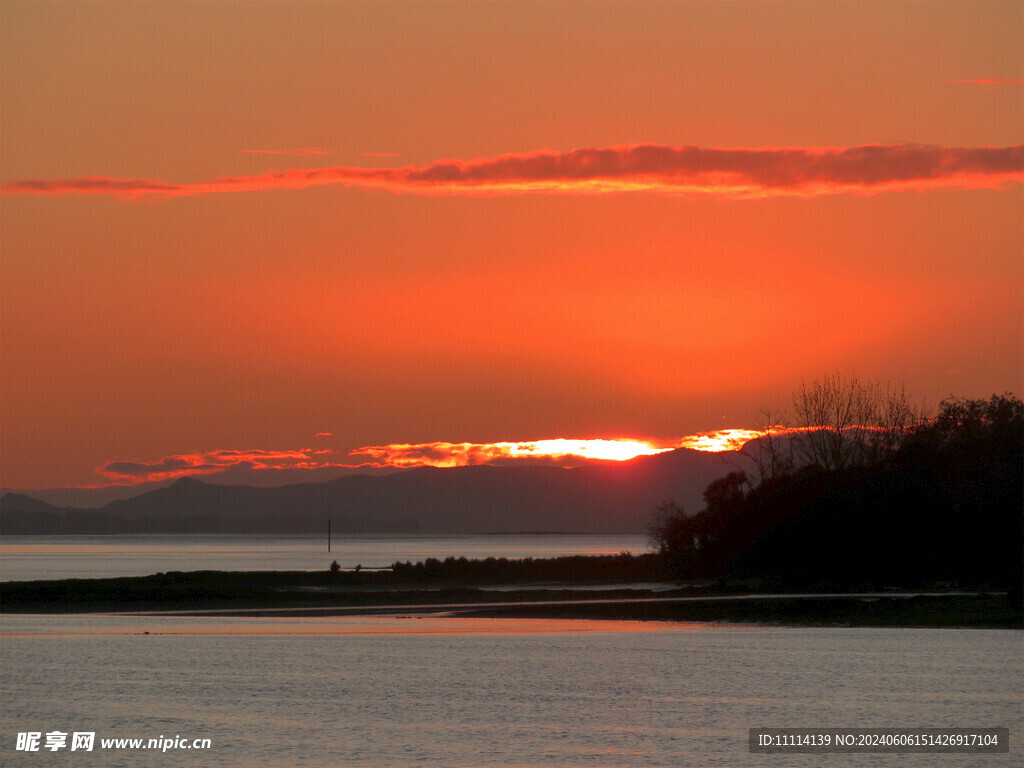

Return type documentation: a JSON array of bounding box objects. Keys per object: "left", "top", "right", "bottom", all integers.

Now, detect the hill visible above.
[{"left": 0, "top": 448, "right": 734, "bottom": 534}]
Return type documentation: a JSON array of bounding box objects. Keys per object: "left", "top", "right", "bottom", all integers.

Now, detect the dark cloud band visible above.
[{"left": 4, "top": 143, "right": 1021, "bottom": 201}]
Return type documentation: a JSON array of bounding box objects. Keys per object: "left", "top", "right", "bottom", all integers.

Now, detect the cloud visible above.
[
  {"left": 96, "top": 434, "right": 745, "bottom": 484},
  {"left": 4, "top": 177, "right": 182, "bottom": 195},
  {"left": 98, "top": 448, "right": 336, "bottom": 484},
  {"left": 359, "top": 152, "right": 400, "bottom": 158},
  {"left": 239, "top": 147, "right": 333, "bottom": 156},
  {"left": 951, "top": 78, "right": 1024, "bottom": 85},
  {"left": 675, "top": 429, "right": 766, "bottom": 452},
  {"left": 352, "top": 436, "right": 733, "bottom": 468},
  {"left": 102, "top": 457, "right": 202, "bottom": 477},
  {"left": 4, "top": 143, "right": 1021, "bottom": 201},
  {"left": 89, "top": 425, "right": 868, "bottom": 485}
]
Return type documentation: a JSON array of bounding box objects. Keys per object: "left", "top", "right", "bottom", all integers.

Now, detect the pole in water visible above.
[{"left": 328, "top": 516, "right": 331, "bottom": 552}]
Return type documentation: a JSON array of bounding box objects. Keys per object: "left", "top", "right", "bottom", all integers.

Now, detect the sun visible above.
[{"left": 507, "top": 439, "right": 673, "bottom": 462}]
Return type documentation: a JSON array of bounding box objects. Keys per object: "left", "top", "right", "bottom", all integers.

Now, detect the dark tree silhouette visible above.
[
  {"left": 647, "top": 500, "right": 690, "bottom": 556},
  {"left": 650, "top": 391, "right": 1021, "bottom": 590},
  {"left": 791, "top": 374, "right": 924, "bottom": 471}
]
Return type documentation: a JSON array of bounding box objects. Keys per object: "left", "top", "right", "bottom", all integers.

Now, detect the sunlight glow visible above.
[
  {"left": 512, "top": 438, "right": 673, "bottom": 461},
  {"left": 352, "top": 432, "right": 776, "bottom": 468},
  {"left": 675, "top": 429, "right": 765, "bottom": 453},
  {"left": 352, "top": 438, "right": 674, "bottom": 468},
  {"left": 97, "top": 431, "right": 780, "bottom": 485}
]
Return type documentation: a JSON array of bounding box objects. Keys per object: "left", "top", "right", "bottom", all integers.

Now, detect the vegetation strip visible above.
[{"left": 1, "top": 567, "right": 1018, "bottom": 628}]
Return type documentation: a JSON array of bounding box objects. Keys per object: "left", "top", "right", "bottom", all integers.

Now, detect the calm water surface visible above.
[
  {"left": 0, "top": 533, "right": 649, "bottom": 581},
  {"left": 1, "top": 615, "right": 1020, "bottom": 767}
]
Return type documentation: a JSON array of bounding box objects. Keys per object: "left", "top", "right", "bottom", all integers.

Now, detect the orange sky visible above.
[{"left": 2, "top": 1, "right": 1022, "bottom": 489}]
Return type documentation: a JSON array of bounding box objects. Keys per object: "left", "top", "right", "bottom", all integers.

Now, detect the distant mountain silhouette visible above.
[
  {"left": 0, "top": 449, "right": 735, "bottom": 534},
  {"left": 0, "top": 493, "right": 61, "bottom": 515},
  {"left": 0, "top": 464, "right": 405, "bottom": 508}
]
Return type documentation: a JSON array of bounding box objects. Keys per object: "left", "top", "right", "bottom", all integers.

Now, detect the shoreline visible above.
[
  {"left": 2, "top": 570, "right": 1019, "bottom": 628},
  {"left": 130, "top": 593, "right": 1022, "bottom": 630}
]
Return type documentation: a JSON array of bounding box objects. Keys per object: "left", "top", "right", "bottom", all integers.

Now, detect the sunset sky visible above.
[{"left": 2, "top": 1, "right": 1022, "bottom": 490}]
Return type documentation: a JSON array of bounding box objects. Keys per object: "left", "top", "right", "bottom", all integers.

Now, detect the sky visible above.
[{"left": 1, "top": 1, "right": 1022, "bottom": 490}]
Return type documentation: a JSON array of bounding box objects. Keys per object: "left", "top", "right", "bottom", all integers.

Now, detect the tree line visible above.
[
  {"left": 649, "top": 378, "right": 1022, "bottom": 591},
  {"left": 389, "top": 553, "right": 660, "bottom": 583}
]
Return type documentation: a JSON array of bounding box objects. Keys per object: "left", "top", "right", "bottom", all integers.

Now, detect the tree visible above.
[
  {"left": 702, "top": 471, "right": 749, "bottom": 515},
  {"left": 648, "top": 500, "right": 707, "bottom": 578},
  {"left": 863, "top": 382, "right": 926, "bottom": 463},
  {"left": 932, "top": 392, "right": 1023, "bottom": 442},
  {"left": 792, "top": 373, "right": 876, "bottom": 470},
  {"left": 647, "top": 500, "right": 690, "bottom": 556},
  {"left": 791, "top": 373, "right": 927, "bottom": 471},
  {"left": 743, "top": 409, "right": 793, "bottom": 482},
  {"left": 650, "top": 387, "right": 1018, "bottom": 589}
]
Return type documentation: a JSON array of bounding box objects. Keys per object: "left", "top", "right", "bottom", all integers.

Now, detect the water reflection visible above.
[
  {"left": 1, "top": 614, "right": 710, "bottom": 637},
  {"left": 0, "top": 533, "right": 650, "bottom": 580}
]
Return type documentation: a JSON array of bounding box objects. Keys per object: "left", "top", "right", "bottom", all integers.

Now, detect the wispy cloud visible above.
[
  {"left": 5, "top": 143, "right": 1021, "bottom": 201},
  {"left": 951, "top": 78, "right": 1024, "bottom": 86},
  {"left": 98, "top": 428, "right": 851, "bottom": 484},
  {"left": 359, "top": 151, "right": 400, "bottom": 158},
  {"left": 353, "top": 431, "right": 814, "bottom": 467},
  {"left": 239, "top": 147, "right": 333, "bottom": 156},
  {"left": 352, "top": 438, "right": 676, "bottom": 468},
  {"left": 98, "top": 449, "right": 336, "bottom": 484},
  {"left": 96, "top": 433, "right": 771, "bottom": 484},
  {"left": 674, "top": 429, "right": 766, "bottom": 452}
]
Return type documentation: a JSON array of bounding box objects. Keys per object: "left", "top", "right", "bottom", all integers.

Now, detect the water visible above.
[
  {"left": 0, "top": 533, "right": 649, "bottom": 582},
  {"left": 1, "top": 615, "right": 1020, "bottom": 767},
  {"left": 2, "top": 535, "right": 1022, "bottom": 766}
]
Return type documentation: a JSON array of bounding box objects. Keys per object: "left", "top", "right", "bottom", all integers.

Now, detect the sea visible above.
[
  {"left": 1, "top": 534, "right": 1021, "bottom": 766},
  {"left": 0, "top": 533, "right": 651, "bottom": 582}
]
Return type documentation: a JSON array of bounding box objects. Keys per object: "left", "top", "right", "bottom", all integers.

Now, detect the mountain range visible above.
[{"left": 0, "top": 448, "right": 737, "bottom": 535}]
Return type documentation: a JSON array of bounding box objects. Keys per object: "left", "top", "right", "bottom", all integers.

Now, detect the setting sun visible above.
[
  {"left": 506, "top": 438, "right": 673, "bottom": 461},
  {"left": 351, "top": 438, "right": 675, "bottom": 468}
]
